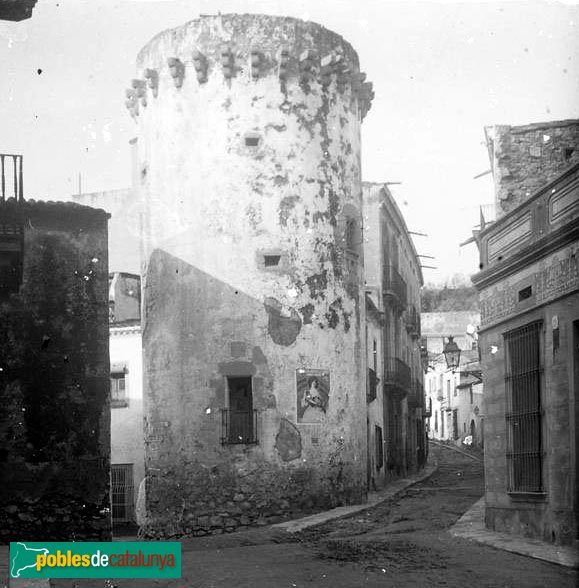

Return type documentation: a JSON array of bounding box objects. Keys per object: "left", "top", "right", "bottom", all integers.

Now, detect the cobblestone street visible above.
[{"left": 39, "top": 443, "right": 577, "bottom": 588}]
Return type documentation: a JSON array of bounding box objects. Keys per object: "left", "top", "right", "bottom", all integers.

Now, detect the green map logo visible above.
[
  {"left": 9, "top": 542, "right": 181, "bottom": 579},
  {"left": 10, "top": 542, "right": 49, "bottom": 578}
]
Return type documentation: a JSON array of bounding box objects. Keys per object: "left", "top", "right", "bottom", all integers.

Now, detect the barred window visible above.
[{"left": 504, "top": 322, "right": 543, "bottom": 493}]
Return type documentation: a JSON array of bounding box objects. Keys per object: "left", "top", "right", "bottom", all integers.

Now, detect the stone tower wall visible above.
[{"left": 130, "top": 14, "right": 373, "bottom": 537}]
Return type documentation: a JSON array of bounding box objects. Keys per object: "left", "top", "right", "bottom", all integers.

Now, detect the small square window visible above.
[
  {"left": 244, "top": 133, "right": 261, "bottom": 149},
  {"left": 264, "top": 254, "right": 281, "bottom": 267}
]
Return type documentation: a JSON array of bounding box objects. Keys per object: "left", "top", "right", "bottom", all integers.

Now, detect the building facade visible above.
[
  {"left": 363, "top": 183, "right": 425, "bottom": 484},
  {"left": 421, "top": 312, "right": 484, "bottom": 446},
  {"left": 473, "top": 120, "right": 579, "bottom": 546},
  {"left": 0, "top": 183, "right": 111, "bottom": 540},
  {"left": 129, "top": 14, "right": 375, "bottom": 537},
  {"left": 73, "top": 187, "right": 141, "bottom": 275},
  {"left": 109, "top": 272, "right": 144, "bottom": 531}
]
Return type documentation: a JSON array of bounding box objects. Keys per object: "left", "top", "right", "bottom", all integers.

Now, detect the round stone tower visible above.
[{"left": 129, "top": 13, "right": 374, "bottom": 537}]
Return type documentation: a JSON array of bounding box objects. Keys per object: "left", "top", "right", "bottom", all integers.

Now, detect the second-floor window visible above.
[{"left": 111, "top": 366, "right": 128, "bottom": 408}]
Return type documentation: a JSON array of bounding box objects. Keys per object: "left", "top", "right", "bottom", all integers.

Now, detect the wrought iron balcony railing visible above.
[
  {"left": 408, "top": 378, "right": 425, "bottom": 409},
  {"left": 383, "top": 265, "right": 407, "bottom": 309},
  {"left": 220, "top": 409, "right": 258, "bottom": 445},
  {"left": 1, "top": 154, "right": 24, "bottom": 203},
  {"left": 383, "top": 356, "right": 411, "bottom": 396},
  {"left": 405, "top": 305, "right": 421, "bottom": 338},
  {"left": 424, "top": 397, "right": 432, "bottom": 418},
  {"left": 367, "top": 367, "right": 379, "bottom": 402}
]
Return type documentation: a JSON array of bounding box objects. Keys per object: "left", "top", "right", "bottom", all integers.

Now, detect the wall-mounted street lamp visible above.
[
  {"left": 442, "top": 335, "right": 483, "bottom": 383},
  {"left": 442, "top": 336, "right": 461, "bottom": 372}
]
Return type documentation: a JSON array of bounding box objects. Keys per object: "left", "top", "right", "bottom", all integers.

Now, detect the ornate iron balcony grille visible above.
[
  {"left": 405, "top": 305, "right": 421, "bottom": 338},
  {"left": 220, "top": 409, "right": 258, "bottom": 445},
  {"left": 383, "top": 265, "right": 407, "bottom": 309},
  {"left": 383, "top": 356, "right": 411, "bottom": 396},
  {"left": 408, "top": 378, "right": 425, "bottom": 409}
]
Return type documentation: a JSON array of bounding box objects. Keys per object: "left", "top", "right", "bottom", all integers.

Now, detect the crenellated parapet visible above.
[{"left": 125, "top": 14, "right": 374, "bottom": 121}]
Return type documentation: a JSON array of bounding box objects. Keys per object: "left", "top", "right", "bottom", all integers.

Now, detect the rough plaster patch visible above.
[
  {"left": 275, "top": 418, "right": 302, "bottom": 462},
  {"left": 279, "top": 195, "right": 301, "bottom": 227},
  {"left": 264, "top": 297, "right": 302, "bottom": 346}
]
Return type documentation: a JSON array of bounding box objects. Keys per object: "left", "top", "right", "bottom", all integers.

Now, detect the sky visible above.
[{"left": 2, "top": 0, "right": 578, "bottom": 285}]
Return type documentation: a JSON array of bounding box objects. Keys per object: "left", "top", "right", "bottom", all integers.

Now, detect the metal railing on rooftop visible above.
[{"left": 1, "top": 154, "right": 24, "bottom": 203}]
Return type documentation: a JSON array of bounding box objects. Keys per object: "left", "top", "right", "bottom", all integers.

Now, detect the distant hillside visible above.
[{"left": 421, "top": 285, "right": 480, "bottom": 312}]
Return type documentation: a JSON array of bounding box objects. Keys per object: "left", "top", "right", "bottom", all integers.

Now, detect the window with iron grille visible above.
[
  {"left": 221, "top": 377, "right": 258, "bottom": 444},
  {"left": 504, "top": 321, "right": 543, "bottom": 493},
  {"left": 111, "top": 464, "right": 135, "bottom": 524}
]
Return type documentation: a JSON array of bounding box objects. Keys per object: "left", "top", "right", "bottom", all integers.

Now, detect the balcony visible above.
[
  {"left": 424, "top": 397, "right": 432, "bottom": 418},
  {"left": 405, "top": 305, "right": 421, "bottom": 338},
  {"left": 382, "top": 265, "right": 407, "bottom": 310},
  {"left": 1, "top": 154, "right": 24, "bottom": 203},
  {"left": 383, "top": 356, "right": 411, "bottom": 398},
  {"left": 367, "top": 367, "right": 379, "bottom": 402},
  {"left": 408, "top": 378, "right": 425, "bottom": 409},
  {"left": 220, "top": 409, "right": 258, "bottom": 445}
]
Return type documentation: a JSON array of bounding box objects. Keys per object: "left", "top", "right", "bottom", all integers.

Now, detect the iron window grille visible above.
[
  {"left": 221, "top": 408, "right": 258, "bottom": 445},
  {"left": 504, "top": 321, "right": 544, "bottom": 493},
  {"left": 111, "top": 463, "right": 135, "bottom": 524}
]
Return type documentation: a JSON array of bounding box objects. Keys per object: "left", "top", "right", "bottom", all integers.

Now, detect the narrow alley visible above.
[{"left": 49, "top": 444, "right": 577, "bottom": 588}]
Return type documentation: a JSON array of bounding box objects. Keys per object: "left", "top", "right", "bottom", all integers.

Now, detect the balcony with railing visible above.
[
  {"left": 220, "top": 409, "right": 258, "bottom": 445},
  {"left": 383, "top": 356, "right": 411, "bottom": 398},
  {"left": 1, "top": 154, "right": 24, "bottom": 203},
  {"left": 408, "top": 378, "right": 425, "bottom": 409},
  {"left": 405, "top": 305, "right": 421, "bottom": 338},
  {"left": 382, "top": 265, "right": 407, "bottom": 309},
  {"left": 424, "top": 397, "right": 432, "bottom": 418}
]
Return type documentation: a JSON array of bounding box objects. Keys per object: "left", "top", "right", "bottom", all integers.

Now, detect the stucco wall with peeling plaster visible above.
[{"left": 130, "top": 14, "right": 374, "bottom": 537}]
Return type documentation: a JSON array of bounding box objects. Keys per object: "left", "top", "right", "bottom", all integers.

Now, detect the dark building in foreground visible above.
[
  {"left": 473, "top": 121, "right": 579, "bottom": 546},
  {"left": 0, "top": 185, "right": 111, "bottom": 541}
]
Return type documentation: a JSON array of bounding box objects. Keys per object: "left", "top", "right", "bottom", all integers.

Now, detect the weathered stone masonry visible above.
[
  {"left": 0, "top": 199, "right": 111, "bottom": 541},
  {"left": 485, "top": 120, "right": 579, "bottom": 216},
  {"left": 130, "top": 14, "right": 374, "bottom": 537}
]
